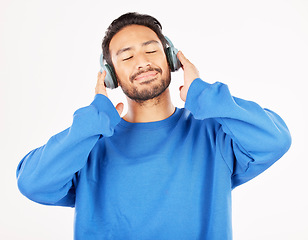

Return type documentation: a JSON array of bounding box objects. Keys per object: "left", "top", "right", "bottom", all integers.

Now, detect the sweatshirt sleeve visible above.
[
  {"left": 185, "top": 78, "right": 291, "bottom": 189},
  {"left": 16, "top": 94, "right": 121, "bottom": 206}
]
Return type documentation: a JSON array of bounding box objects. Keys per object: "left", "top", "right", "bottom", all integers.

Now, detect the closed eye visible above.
[
  {"left": 123, "top": 56, "right": 133, "bottom": 61},
  {"left": 146, "top": 51, "right": 157, "bottom": 54}
]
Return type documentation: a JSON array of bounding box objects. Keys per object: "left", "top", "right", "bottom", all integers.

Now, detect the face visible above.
[{"left": 109, "top": 25, "right": 171, "bottom": 103}]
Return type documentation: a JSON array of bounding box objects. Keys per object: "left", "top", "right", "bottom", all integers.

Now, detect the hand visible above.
[
  {"left": 95, "top": 71, "right": 124, "bottom": 116},
  {"left": 177, "top": 51, "right": 200, "bottom": 102}
]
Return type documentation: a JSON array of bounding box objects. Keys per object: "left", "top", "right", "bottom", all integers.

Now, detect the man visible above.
[{"left": 16, "top": 12, "right": 291, "bottom": 239}]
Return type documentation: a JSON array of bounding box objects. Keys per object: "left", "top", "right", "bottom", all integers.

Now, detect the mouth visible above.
[{"left": 134, "top": 71, "right": 158, "bottom": 82}]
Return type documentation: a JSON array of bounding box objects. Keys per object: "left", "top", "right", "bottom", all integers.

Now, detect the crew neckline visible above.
[{"left": 118, "top": 107, "right": 182, "bottom": 130}]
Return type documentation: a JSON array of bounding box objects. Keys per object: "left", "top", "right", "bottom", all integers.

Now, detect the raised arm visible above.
[
  {"left": 16, "top": 71, "right": 122, "bottom": 205},
  {"left": 178, "top": 51, "right": 291, "bottom": 188}
]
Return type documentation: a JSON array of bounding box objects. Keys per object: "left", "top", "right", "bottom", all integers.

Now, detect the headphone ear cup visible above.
[
  {"left": 104, "top": 64, "right": 118, "bottom": 89},
  {"left": 166, "top": 48, "right": 175, "bottom": 72},
  {"left": 164, "top": 36, "right": 182, "bottom": 72},
  {"left": 100, "top": 54, "right": 118, "bottom": 89}
]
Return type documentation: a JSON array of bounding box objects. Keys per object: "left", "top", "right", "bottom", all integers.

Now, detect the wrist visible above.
[{"left": 185, "top": 78, "right": 211, "bottom": 110}]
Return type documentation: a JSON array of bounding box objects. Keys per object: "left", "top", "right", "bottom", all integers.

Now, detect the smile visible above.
[{"left": 134, "top": 71, "right": 158, "bottom": 82}]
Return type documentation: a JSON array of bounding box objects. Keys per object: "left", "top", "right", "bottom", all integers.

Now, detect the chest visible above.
[{"left": 74, "top": 122, "right": 232, "bottom": 238}]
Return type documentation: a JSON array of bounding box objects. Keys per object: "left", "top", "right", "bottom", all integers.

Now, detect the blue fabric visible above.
[{"left": 16, "top": 78, "right": 291, "bottom": 239}]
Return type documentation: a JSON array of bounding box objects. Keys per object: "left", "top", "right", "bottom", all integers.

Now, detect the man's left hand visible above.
[{"left": 177, "top": 51, "right": 200, "bottom": 102}]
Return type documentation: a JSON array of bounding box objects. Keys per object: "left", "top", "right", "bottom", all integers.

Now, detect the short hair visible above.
[{"left": 102, "top": 12, "right": 168, "bottom": 67}]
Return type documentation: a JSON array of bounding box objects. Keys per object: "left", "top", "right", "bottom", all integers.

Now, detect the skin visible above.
[{"left": 95, "top": 24, "right": 200, "bottom": 122}]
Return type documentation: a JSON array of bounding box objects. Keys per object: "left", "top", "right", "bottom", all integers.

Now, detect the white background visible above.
[{"left": 1, "top": 0, "right": 307, "bottom": 239}]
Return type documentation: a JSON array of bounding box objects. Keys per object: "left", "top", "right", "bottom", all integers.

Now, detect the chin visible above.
[{"left": 121, "top": 72, "right": 171, "bottom": 103}]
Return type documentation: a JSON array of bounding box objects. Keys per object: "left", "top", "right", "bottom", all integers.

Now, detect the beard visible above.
[{"left": 118, "top": 67, "right": 171, "bottom": 104}]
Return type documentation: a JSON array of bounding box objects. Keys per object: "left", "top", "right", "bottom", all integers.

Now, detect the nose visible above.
[{"left": 135, "top": 53, "right": 151, "bottom": 70}]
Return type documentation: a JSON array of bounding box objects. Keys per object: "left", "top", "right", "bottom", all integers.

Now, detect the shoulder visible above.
[{"left": 178, "top": 107, "right": 221, "bottom": 132}]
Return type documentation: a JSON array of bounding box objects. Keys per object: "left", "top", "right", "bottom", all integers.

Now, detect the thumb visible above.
[{"left": 115, "top": 102, "right": 124, "bottom": 116}]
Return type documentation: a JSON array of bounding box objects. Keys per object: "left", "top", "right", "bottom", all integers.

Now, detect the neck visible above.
[{"left": 123, "top": 88, "right": 175, "bottom": 123}]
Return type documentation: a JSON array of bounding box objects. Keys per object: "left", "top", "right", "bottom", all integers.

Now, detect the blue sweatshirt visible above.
[{"left": 16, "top": 78, "right": 291, "bottom": 239}]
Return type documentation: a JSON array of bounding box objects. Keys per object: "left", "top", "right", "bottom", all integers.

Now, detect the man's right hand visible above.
[{"left": 95, "top": 71, "right": 124, "bottom": 116}]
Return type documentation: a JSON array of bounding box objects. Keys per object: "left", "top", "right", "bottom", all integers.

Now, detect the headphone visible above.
[{"left": 100, "top": 36, "right": 182, "bottom": 89}]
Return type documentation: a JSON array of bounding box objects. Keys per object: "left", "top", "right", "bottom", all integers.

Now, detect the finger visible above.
[
  {"left": 97, "top": 71, "right": 106, "bottom": 87},
  {"left": 179, "top": 85, "right": 183, "bottom": 91},
  {"left": 177, "top": 51, "right": 190, "bottom": 65},
  {"left": 98, "top": 70, "right": 106, "bottom": 83},
  {"left": 95, "top": 70, "right": 108, "bottom": 96},
  {"left": 115, "top": 102, "right": 124, "bottom": 116}
]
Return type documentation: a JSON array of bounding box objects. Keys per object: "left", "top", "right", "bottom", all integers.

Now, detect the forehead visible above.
[{"left": 109, "top": 25, "right": 162, "bottom": 55}]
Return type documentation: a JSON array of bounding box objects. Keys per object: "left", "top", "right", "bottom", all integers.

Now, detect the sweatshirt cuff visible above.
[
  {"left": 91, "top": 94, "right": 121, "bottom": 126},
  {"left": 185, "top": 78, "right": 211, "bottom": 114}
]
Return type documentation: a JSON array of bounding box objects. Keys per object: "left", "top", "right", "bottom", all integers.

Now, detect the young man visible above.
[{"left": 16, "top": 12, "right": 291, "bottom": 239}]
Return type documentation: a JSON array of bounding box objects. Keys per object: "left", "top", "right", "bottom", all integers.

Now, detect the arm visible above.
[
  {"left": 16, "top": 71, "right": 123, "bottom": 206},
  {"left": 185, "top": 79, "right": 291, "bottom": 188},
  {"left": 177, "top": 52, "right": 291, "bottom": 189}
]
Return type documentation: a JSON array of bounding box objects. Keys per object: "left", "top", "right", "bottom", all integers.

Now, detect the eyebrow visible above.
[
  {"left": 142, "top": 40, "right": 160, "bottom": 47},
  {"left": 116, "top": 40, "right": 160, "bottom": 56}
]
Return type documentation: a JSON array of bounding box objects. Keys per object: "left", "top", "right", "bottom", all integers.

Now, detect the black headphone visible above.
[{"left": 100, "top": 36, "right": 182, "bottom": 89}]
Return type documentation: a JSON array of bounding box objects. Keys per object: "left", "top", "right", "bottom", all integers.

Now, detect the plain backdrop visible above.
[{"left": 1, "top": 0, "right": 307, "bottom": 239}]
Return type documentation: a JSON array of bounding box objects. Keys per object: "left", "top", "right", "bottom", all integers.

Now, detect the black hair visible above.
[{"left": 102, "top": 12, "right": 168, "bottom": 67}]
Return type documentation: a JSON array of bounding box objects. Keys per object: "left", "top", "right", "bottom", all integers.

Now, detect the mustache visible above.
[{"left": 130, "top": 67, "right": 162, "bottom": 82}]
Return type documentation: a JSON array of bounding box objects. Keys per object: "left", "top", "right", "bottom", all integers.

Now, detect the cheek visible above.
[
  {"left": 114, "top": 68, "right": 131, "bottom": 87},
  {"left": 160, "top": 53, "right": 170, "bottom": 70},
  {"left": 113, "top": 61, "right": 128, "bottom": 79},
  {"left": 161, "top": 58, "right": 171, "bottom": 75},
  {"left": 112, "top": 58, "right": 130, "bottom": 83}
]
